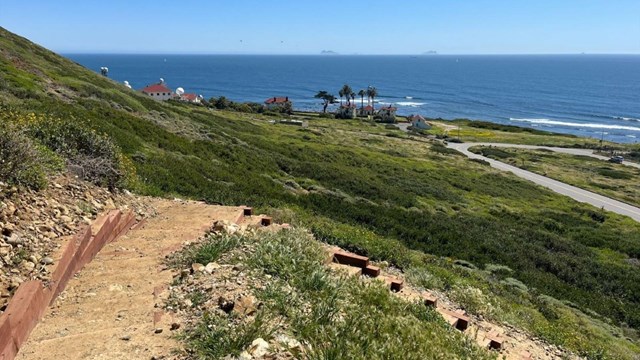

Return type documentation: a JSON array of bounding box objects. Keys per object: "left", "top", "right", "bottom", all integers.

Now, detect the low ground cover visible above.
[{"left": 470, "top": 146, "right": 640, "bottom": 207}]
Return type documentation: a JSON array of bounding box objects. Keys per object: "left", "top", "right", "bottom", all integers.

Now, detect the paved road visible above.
[
  {"left": 447, "top": 142, "right": 640, "bottom": 222},
  {"left": 463, "top": 142, "right": 640, "bottom": 170}
]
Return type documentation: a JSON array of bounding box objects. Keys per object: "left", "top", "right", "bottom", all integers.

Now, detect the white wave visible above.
[
  {"left": 509, "top": 118, "right": 640, "bottom": 132},
  {"left": 396, "top": 101, "right": 426, "bottom": 107},
  {"left": 614, "top": 116, "right": 640, "bottom": 122},
  {"left": 405, "top": 96, "right": 413, "bottom": 99},
  {"left": 626, "top": 134, "right": 637, "bottom": 138}
]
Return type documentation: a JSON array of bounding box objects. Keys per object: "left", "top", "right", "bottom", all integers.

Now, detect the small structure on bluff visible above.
[
  {"left": 179, "top": 93, "right": 203, "bottom": 104},
  {"left": 337, "top": 104, "right": 357, "bottom": 119},
  {"left": 377, "top": 105, "right": 398, "bottom": 123},
  {"left": 264, "top": 97, "right": 291, "bottom": 110},
  {"left": 359, "top": 105, "right": 375, "bottom": 117},
  {"left": 409, "top": 114, "right": 431, "bottom": 130},
  {"left": 141, "top": 79, "right": 173, "bottom": 101}
]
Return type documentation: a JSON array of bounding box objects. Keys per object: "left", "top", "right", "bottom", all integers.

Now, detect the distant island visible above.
[
  {"left": 321, "top": 50, "right": 339, "bottom": 55},
  {"left": 422, "top": 50, "right": 438, "bottom": 55}
]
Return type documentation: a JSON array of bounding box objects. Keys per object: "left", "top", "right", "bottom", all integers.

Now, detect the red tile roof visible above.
[
  {"left": 409, "top": 114, "right": 426, "bottom": 121},
  {"left": 380, "top": 106, "right": 398, "bottom": 111},
  {"left": 142, "top": 83, "right": 172, "bottom": 94},
  {"left": 182, "top": 93, "right": 198, "bottom": 101},
  {"left": 265, "top": 97, "right": 290, "bottom": 104},
  {"left": 362, "top": 105, "right": 374, "bottom": 111}
]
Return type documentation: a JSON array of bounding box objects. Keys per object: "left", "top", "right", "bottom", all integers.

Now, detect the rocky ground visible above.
[{"left": 0, "top": 175, "right": 155, "bottom": 312}]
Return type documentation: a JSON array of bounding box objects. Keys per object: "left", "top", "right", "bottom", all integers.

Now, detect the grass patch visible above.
[
  {"left": 170, "top": 233, "right": 244, "bottom": 267},
  {"left": 185, "top": 310, "right": 274, "bottom": 359},
  {"left": 596, "top": 167, "right": 633, "bottom": 180},
  {"left": 177, "top": 229, "right": 496, "bottom": 359}
]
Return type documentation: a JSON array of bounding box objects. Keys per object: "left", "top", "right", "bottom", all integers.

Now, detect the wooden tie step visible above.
[
  {"left": 438, "top": 308, "right": 470, "bottom": 331},
  {"left": 333, "top": 251, "right": 369, "bottom": 268}
]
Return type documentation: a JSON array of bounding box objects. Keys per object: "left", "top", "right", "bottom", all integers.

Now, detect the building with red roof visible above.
[
  {"left": 376, "top": 105, "right": 398, "bottom": 123},
  {"left": 359, "top": 105, "right": 375, "bottom": 117},
  {"left": 264, "top": 96, "right": 292, "bottom": 110},
  {"left": 180, "top": 93, "right": 202, "bottom": 104},
  {"left": 264, "top": 97, "right": 290, "bottom": 105},
  {"left": 409, "top": 114, "right": 431, "bottom": 130},
  {"left": 141, "top": 82, "right": 174, "bottom": 101}
]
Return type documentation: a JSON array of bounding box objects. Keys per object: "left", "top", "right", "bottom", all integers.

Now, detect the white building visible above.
[
  {"left": 180, "top": 93, "right": 202, "bottom": 104},
  {"left": 409, "top": 114, "right": 431, "bottom": 130},
  {"left": 141, "top": 82, "right": 174, "bottom": 101}
]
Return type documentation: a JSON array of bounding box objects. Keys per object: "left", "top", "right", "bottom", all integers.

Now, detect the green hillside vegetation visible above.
[
  {"left": 470, "top": 146, "right": 640, "bottom": 207},
  {"left": 170, "top": 229, "right": 496, "bottom": 360},
  {"left": 425, "top": 119, "right": 627, "bottom": 148},
  {"left": 1, "top": 27, "right": 639, "bottom": 358}
]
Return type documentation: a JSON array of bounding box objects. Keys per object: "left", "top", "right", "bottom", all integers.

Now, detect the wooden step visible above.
[
  {"left": 438, "top": 309, "right": 470, "bottom": 331},
  {"left": 333, "top": 251, "right": 369, "bottom": 268}
]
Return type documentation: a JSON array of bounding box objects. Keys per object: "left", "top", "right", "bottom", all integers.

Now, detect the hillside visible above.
[{"left": 1, "top": 27, "right": 640, "bottom": 359}]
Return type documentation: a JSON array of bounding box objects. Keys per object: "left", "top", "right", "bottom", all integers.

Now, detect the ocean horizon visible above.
[{"left": 67, "top": 54, "right": 640, "bottom": 143}]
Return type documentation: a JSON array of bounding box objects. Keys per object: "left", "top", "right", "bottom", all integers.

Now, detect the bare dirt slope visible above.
[{"left": 17, "top": 199, "right": 245, "bottom": 360}]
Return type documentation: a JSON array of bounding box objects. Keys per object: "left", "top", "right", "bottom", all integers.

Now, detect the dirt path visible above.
[{"left": 17, "top": 199, "right": 245, "bottom": 360}]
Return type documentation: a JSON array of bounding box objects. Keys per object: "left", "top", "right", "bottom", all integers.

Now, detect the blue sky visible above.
[{"left": 1, "top": 0, "right": 639, "bottom": 54}]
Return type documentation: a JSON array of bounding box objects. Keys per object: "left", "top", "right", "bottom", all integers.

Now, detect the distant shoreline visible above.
[
  {"left": 68, "top": 53, "right": 640, "bottom": 144},
  {"left": 62, "top": 53, "right": 640, "bottom": 57}
]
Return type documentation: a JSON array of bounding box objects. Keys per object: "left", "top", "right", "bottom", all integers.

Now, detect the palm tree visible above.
[
  {"left": 340, "top": 84, "right": 353, "bottom": 106},
  {"left": 366, "top": 86, "right": 378, "bottom": 111},
  {"left": 357, "top": 89, "right": 366, "bottom": 109},
  {"left": 349, "top": 92, "right": 356, "bottom": 106},
  {"left": 314, "top": 91, "right": 336, "bottom": 113},
  {"left": 338, "top": 89, "right": 345, "bottom": 106}
]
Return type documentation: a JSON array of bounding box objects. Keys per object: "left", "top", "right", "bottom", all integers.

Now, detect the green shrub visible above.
[
  {"left": 476, "top": 147, "right": 513, "bottom": 159},
  {"left": 453, "top": 259, "right": 477, "bottom": 270},
  {"left": 484, "top": 263, "right": 514, "bottom": 278},
  {"left": 596, "top": 167, "right": 632, "bottom": 180},
  {"left": 470, "top": 158, "right": 490, "bottom": 166},
  {"left": 500, "top": 277, "right": 529, "bottom": 292},
  {"left": 467, "top": 120, "right": 570, "bottom": 137},
  {"left": 0, "top": 124, "right": 49, "bottom": 189},
  {"left": 7, "top": 110, "right": 136, "bottom": 189},
  {"left": 431, "top": 143, "right": 461, "bottom": 156}
]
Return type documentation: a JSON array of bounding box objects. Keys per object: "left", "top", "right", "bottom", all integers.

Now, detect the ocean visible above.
[{"left": 67, "top": 54, "right": 640, "bottom": 143}]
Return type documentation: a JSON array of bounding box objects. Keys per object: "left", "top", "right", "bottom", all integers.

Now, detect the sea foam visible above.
[
  {"left": 395, "top": 102, "right": 426, "bottom": 107},
  {"left": 614, "top": 116, "right": 640, "bottom": 122}
]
